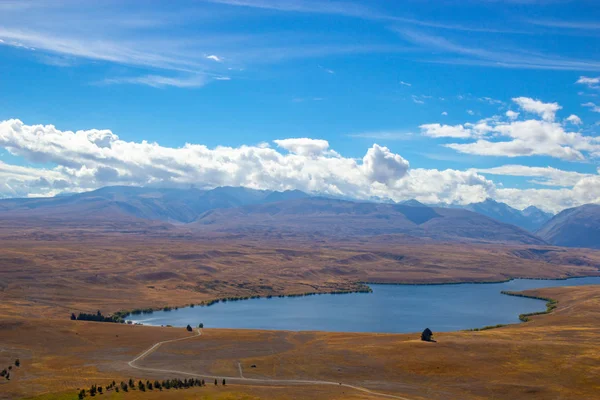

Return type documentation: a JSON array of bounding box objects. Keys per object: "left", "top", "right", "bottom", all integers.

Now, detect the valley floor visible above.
[
  {"left": 1, "top": 285, "right": 599, "bottom": 399},
  {"left": 1, "top": 233, "right": 600, "bottom": 399}
]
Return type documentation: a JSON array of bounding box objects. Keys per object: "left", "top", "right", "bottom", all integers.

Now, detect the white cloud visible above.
[
  {"left": 273, "top": 138, "right": 331, "bottom": 156},
  {"left": 206, "top": 55, "right": 222, "bottom": 62},
  {"left": 399, "top": 81, "right": 411, "bottom": 86},
  {"left": 0, "top": 118, "right": 497, "bottom": 207},
  {"left": 4, "top": 118, "right": 600, "bottom": 213},
  {"left": 565, "top": 114, "right": 582, "bottom": 125},
  {"left": 478, "top": 97, "right": 504, "bottom": 106},
  {"left": 362, "top": 144, "right": 409, "bottom": 184},
  {"left": 419, "top": 124, "right": 473, "bottom": 138},
  {"left": 583, "top": 102, "right": 600, "bottom": 113},
  {"left": 102, "top": 74, "right": 208, "bottom": 88},
  {"left": 446, "top": 119, "right": 594, "bottom": 161},
  {"left": 576, "top": 76, "right": 600, "bottom": 88},
  {"left": 475, "top": 164, "right": 593, "bottom": 187},
  {"left": 467, "top": 109, "right": 474, "bottom": 115},
  {"left": 412, "top": 95, "right": 425, "bottom": 104},
  {"left": 421, "top": 99, "right": 600, "bottom": 161},
  {"left": 512, "top": 97, "right": 561, "bottom": 121}
]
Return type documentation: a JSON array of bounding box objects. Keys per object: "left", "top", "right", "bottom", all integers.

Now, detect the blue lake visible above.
[{"left": 130, "top": 277, "right": 600, "bottom": 333}]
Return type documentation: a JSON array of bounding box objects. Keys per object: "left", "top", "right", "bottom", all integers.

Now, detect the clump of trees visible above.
[
  {"left": 76, "top": 377, "right": 208, "bottom": 397},
  {"left": 186, "top": 324, "right": 193, "bottom": 332},
  {"left": 71, "top": 310, "right": 124, "bottom": 323}
]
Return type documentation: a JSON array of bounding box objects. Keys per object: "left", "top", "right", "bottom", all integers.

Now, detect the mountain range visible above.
[
  {"left": 0, "top": 186, "right": 544, "bottom": 245},
  {"left": 191, "top": 196, "right": 544, "bottom": 244},
  {"left": 2, "top": 185, "right": 599, "bottom": 248}
]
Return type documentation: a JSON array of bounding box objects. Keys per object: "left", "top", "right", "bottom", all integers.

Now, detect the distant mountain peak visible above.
[
  {"left": 461, "top": 198, "right": 552, "bottom": 232},
  {"left": 400, "top": 199, "right": 426, "bottom": 207}
]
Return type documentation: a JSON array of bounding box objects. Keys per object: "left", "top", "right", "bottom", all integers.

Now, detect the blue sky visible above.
[{"left": 1, "top": 0, "right": 600, "bottom": 212}]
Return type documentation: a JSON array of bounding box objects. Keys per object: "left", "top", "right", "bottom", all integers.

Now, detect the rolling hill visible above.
[{"left": 537, "top": 204, "right": 600, "bottom": 248}]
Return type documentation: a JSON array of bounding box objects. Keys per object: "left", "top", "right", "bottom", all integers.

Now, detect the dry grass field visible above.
[
  {"left": 1, "top": 231, "right": 600, "bottom": 399},
  {"left": 1, "top": 285, "right": 599, "bottom": 399},
  {"left": 1, "top": 232, "right": 599, "bottom": 319}
]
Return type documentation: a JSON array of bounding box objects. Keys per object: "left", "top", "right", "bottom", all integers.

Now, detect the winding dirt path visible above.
[{"left": 127, "top": 329, "right": 415, "bottom": 400}]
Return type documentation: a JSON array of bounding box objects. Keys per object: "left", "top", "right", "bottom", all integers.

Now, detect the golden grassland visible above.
[
  {"left": 1, "top": 285, "right": 599, "bottom": 399},
  {"left": 1, "top": 232, "right": 600, "bottom": 399},
  {"left": 1, "top": 233, "right": 599, "bottom": 319}
]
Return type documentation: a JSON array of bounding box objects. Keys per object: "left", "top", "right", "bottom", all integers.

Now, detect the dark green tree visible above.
[
  {"left": 421, "top": 328, "right": 434, "bottom": 342},
  {"left": 214, "top": 378, "right": 218, "bottom": 385},
  {"left": 222, "top": 378, "right": 226, "bottom": 386},
  {"left": 186, "top": 324, "right": 193, "bottom": 332}
]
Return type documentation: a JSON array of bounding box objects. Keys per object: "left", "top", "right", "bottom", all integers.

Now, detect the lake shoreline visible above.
[{"left": 126, "top": 276, "right": 600, "bottom": 333}]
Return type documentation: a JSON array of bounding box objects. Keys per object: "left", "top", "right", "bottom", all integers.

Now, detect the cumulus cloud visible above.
[
  {"left": 512, "top": 97, "right": 561, "bottom": 121},
  {"left": 362, "top": 144, "right": 409, "bottom": 184},
  {"left": 422, "top": 97, "right": 600, "bottom": 161},
  {"left": 565, "top": 114, "right": 582, "bottom": 125},
  {"left": 0, "top": 119, "right": 496, "bottom": 205},
  {"left": 4, "top": 118, "right": 600, "bottom": 213},
  {"left": 441, "top": 111, "right": 448, "bottom": 116}
]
